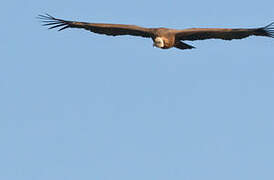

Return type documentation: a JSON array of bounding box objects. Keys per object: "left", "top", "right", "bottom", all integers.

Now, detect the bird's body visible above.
[
  {"left": 39, "top": 14, "right": 274, "bottom": 50},
  {"left": 151, "top": 29, "right": 174, "bottom": 49}
]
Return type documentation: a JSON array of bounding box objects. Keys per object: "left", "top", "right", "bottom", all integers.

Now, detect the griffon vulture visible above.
[{"left": 39, "top": 14, "right": 274, "bottom": 50}]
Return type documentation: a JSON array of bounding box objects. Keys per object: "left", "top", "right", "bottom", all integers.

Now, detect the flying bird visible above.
[{"left": 39, "top": 14, "right": 274, "bottom": 50}]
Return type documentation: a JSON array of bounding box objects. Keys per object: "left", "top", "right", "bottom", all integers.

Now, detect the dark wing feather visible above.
[
  {"left": 38, "top": 14, "right": 154, "bottom": 38},
  {"left": 175, "top": 23, "right": 274, "bottom": 41}
]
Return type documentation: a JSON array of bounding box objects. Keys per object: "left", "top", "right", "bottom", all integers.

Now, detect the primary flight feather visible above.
[{"left": 39, "top": 14, "right": 274, "bottom": 50}]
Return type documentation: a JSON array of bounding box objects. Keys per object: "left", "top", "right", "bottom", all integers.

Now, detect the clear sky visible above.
[{"left": 1, "top": 0, "right": 274, "bottom": 179}]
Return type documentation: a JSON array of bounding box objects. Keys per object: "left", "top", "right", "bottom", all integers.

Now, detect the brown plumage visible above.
[{"left": 39, "top": 14, "right": 274, "bottom": 50}]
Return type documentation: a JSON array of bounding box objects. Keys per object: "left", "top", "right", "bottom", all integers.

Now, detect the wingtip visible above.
[
  {"left": 58, "top": 25, "right": 70, "bottom": 31},
  {"left": 263, "top": 22, "right": 274, "bottom": 38},
  {"left": 37, "top": 13, "right": 57, "bottom": 21},
  {"left": 38, "top": 13, "right": 70, "bottom": 31},
  {"left": 265, "top": 22, "right": 274, "bottom": 28},
  {"left": 45, "top": 13, "right": 54, "bottom": 18}
]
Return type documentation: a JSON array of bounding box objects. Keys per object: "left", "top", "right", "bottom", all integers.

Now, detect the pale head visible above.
[{"left": 153, "top": 37, "right": 164, "bottom": 48}]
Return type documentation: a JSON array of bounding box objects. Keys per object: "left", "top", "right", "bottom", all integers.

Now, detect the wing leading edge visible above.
[
  {"left": 175, "top": 22, "right": 274, "bottom": 41},
  {"left": 38, "top": 14, "right": 154, "bottom": 38}
]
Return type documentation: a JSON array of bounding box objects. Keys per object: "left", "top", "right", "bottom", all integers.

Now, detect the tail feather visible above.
[{"left": 174, "top": 41, "right": 196, "bottom": 50}]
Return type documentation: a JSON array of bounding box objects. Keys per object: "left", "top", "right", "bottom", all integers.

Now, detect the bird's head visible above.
[{"left": 153, "top": 37, "right": 164, "bottom": 48}]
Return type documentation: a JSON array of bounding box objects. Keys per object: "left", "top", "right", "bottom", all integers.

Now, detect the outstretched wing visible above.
[
  {"left": 175, "top": 22, "right": 274, "bottom": 41},
  {"left": 38, "top": 14, "right": 154, "bottom": 38}
]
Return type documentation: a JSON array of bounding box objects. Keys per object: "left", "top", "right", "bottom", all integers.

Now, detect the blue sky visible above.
[{"left": 1, "top": 0, "right": 274, "bottom": 179}]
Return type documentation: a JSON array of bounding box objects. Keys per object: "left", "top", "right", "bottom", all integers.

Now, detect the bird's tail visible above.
[
  {"left": 174, "top": 41, "right": 195, "bottom": 50},
  {"left": 254, "top": 22, "right": 274, "bottom": 38}
]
